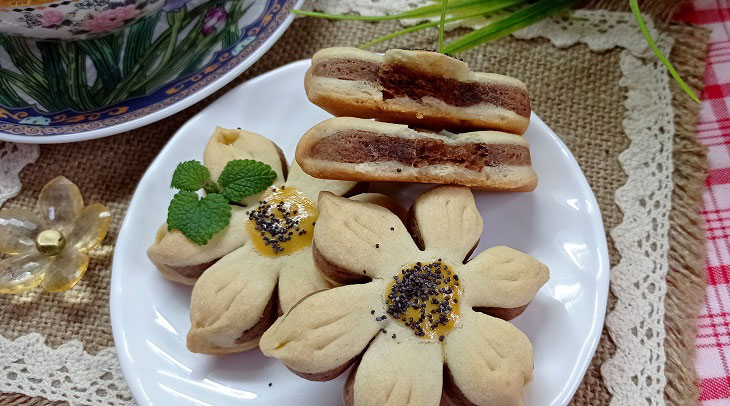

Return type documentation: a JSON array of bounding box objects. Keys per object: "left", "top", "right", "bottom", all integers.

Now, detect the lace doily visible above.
[
  {"left": 0, "top": 333, "right": 131, "bottom": 405},
  {"left": 0, "top": 142, "right": 39, "bottom": 208},
  {"left": 601, "top": 50, "right": 674, "bottom": 406},
  {"left": 0, "top": 7, "right": 677, "bottom": 406}
]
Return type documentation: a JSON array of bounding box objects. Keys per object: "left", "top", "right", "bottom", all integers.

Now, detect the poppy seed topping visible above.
[
  {"left": 385, "top": 260, "right": 461, "bottom": 341},
  {"left": 245, "top": 187, "right": 318, "bottom": 256}
]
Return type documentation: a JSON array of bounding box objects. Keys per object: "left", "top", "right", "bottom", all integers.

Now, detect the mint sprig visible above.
[
  {"left": 166, "top": 159, "right": 277, "bottom": 245},
  {"left": 219, "top": 160, "right": 278, "bottom": 202},
  {"left": 168, "top": 192, "right": 231, "bottom": 245},
  {"left": 171, "top": 161, "right": 211, "bottom": 192}
]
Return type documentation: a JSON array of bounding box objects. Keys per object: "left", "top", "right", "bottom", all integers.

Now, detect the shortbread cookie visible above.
[
  {"left": 305, "top": 47, "right": 530, "bottom": 134},
  {"left": 186, "top": 188, "right": 402, "bottom": 355},
  {"left": 296, "top": 117, "right": 537, "bottom": 191},
  {"left": 147, "top": 127, "right": 288, "bottom": 285},
  {"left": 260, "top": 186, "right": 549, "bottom": 406}
]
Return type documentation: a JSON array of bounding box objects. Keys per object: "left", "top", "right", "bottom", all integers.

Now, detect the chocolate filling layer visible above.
[
  {"left": 169, "top": 258, "right": 219, "bottom": 279},
  {"left": 309, "top": 131, "right": 530, "bottom": 171},
  {"left": 312, "top": 58, "right": 530, "bottom": 118}
]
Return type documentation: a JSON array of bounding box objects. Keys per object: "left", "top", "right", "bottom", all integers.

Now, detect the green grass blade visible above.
[
  {"left": 292, "top": 0, "right": 510, "bottom": 21},
  {"left": 360, "top": 1, "right": 525, "bottom": 49},
  {"left": 438, "top": 0, "right": 448, "bottom": 53},
  {"left": 443, "top": 0, "right": 576, "bottom": 54},
  {"left": 629, "top": 0, "right": 699, "bottom": 103}
]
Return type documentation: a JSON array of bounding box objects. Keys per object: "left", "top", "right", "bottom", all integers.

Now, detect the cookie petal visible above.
[
  {"left": 313, "top": 193, "right": 418, "bottom": 283},
  {"left": 277, "top": 247, "right": 332, "bottom": 314},
  {"left": 260, "top": 281, "right": 385, "bottom": 378},
  {"left": 0, "top": 208, "right": 45, "bottom": 255},
  {"left": 38, "top": 176, "right": 84, "bottom": 233},
  {"left": 187, "top": 245, "right": 279, "bottom": 355},
  {"left": 348, "top": 193, "right": 407, "bottom": 221},
  {"left": 461, "top": 246, "right": 548, "bottom": 317},
  {"left": 203, "top": 127, "right": 286, "bottom": 206},
  {"left": 443, "top": 310, "right": 533, "bottom": 406},
  {"left": 348, "top": 331, "right": 443, "bottom": 406},
  {"left": 285, "top": 160, "right": 356, "bottom": 201},
  {"left": 147, "top": 206, "right": 250, "bottom": 285},
  {"left": 407, "top": 186, "right": 482, "bottom": 264}
]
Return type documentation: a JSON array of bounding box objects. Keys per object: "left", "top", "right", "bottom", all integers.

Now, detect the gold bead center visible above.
[{"left": 35, "top": 229, "right": 66, "bottom": 257}]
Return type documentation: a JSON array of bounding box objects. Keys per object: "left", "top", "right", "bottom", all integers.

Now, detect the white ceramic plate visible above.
[{"left": 111, "top": 60, "right": 610, "bottom": 406}]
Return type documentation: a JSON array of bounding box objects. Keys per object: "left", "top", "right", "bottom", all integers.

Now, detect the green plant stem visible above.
[
  {"left": 360, "top": 1, "right": 525, "bottom": 49},
  {"left": 629, "top": 0, "right": 699, "bottom": 103},
  {"left": 444, "top": 0, "right": 576, "bottom": 54},
  {"left": 292, "top": 0, "right": 495, "bottom": 21},
  {"left": 438, "top": 0, "right": 448, "bottom": 53}
]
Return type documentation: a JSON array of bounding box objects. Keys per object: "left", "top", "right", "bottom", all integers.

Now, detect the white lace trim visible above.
[
  {"left": 0, "top": 333, "right": 131, "bottom": 405},
  {"left": 0, "top": 142, "right": 39, "bottom": 208},
  {"left": 511, "top": 12, "right": 675, "bottom": 406},
  {"left": 0, "top": 7, "right": 677, "bottom": 406},
  {"left": 600, "top": 49, "right": 674, "bottom": 406}
]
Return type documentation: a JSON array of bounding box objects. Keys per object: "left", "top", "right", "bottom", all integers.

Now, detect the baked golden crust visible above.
[
  {"left": 147, "top": 127, "right": 287, "bottom": 284},
  {"left": 185, "top": 160, "right": 361, "bottom": 355},
  {"left": 146, "top": 127, "right": 363, "bottom": 354},
  {"left": 295, "top": 117, "right": 537, "bottom": 191},
  {"left": 305, "top": 48, "right": 530, "bottom": 134},
  {"left": 260, "top": 186, "right": 550, "bottom": 406}
]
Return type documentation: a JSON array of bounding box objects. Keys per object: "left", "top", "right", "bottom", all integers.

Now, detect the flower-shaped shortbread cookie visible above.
[
  {"left": 260, "top": 186, "right": 549, "bottom": 406},
  {"left": 147, "top": 127, "right": 362, "bottom": 355},
  {"left": 147, "top": 127, "right": 356, "bottom": 285}
]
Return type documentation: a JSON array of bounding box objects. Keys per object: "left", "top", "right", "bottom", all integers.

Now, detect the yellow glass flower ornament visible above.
[{"left": 0, "top": 176, "right": 111, "bottom": 294}]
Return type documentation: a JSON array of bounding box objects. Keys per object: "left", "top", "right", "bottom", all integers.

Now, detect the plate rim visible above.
[
  {"left": 0, "top": 0, "right": 305, "bottom": 145},
  {"left": 110, "top": 59, "right": 610, "bottom": 406}
]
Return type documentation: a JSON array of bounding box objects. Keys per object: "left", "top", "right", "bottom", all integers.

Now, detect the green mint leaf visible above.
[
  {"left": 171, "top": 160, "right": 211, "bottom": 192},
  {"left": 167, "top": 191, "right": 231, "bottom": 245},
  {"left": 218, "top": 159, "right": 277, "bottom": 202}
]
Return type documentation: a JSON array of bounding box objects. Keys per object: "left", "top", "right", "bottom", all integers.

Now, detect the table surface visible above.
[{"left": 677, "top": 1, "right": 730, "bottom": 404}]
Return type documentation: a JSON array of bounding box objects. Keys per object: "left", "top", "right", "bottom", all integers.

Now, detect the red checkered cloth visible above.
[{"left": 676, "top": 1, "right": 730, "bottom": 403}]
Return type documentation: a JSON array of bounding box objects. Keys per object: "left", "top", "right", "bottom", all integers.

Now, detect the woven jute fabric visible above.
[
  {"left": 0, "top": 13, "right": 709, "bottom": 406},
  {"left": 581, "top": 0, "right": 689, "bottom": 21}
]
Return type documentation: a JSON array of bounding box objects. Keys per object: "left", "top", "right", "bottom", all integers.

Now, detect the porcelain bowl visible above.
[{"left": 0, "top": 0, "right": 171, "bottom": 40}]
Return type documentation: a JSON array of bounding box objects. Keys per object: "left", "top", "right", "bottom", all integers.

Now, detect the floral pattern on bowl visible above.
[
  {"left": 0, "top": 0, "right": 165, "bottom": 40},
  {"left": 0, "top": 0, "right": 299, "bottom": 142}
]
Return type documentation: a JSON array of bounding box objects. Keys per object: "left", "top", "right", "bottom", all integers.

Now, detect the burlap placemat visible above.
[{"left": 0, "top": 12, "right": 709, "bottom": 406}]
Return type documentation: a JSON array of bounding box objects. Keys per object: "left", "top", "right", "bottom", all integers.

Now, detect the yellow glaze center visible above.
[
  {"left": 386, "top": 260, "right": 461, "bottom": 341},
  {"left": 246, "top": 186, "right": 318, "bottom": 257}
]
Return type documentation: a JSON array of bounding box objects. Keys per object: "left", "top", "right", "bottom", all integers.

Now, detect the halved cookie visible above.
[
  {"left": 305, "top": 47, "right": 530, "bottom": 134},
  {"left": 296, "top": 117, "right": 537, "bottom": 191}
]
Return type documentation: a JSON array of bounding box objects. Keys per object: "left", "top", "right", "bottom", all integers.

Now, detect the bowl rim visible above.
[{"left": 0, "top": 0, "right": 304, "bottom": 144}]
